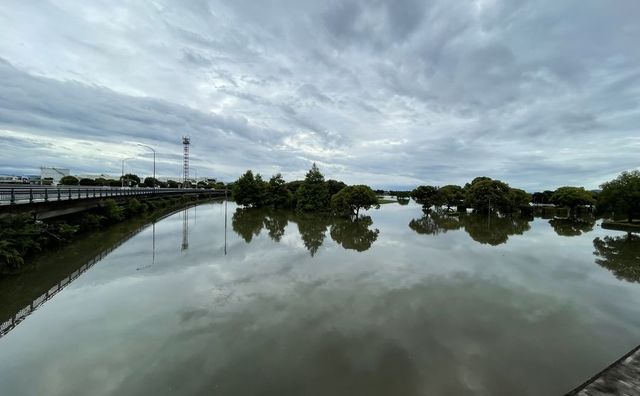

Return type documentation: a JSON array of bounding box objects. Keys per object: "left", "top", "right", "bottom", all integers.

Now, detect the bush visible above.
[
  {"left": 80, "top": 213, "right": 105, "bottom": 230},
  {"left": 126, "top": 198, "right": 145, "bottom": 216},
  {"left": 103, "top": 199, "right": 125, "bottom": 222}
]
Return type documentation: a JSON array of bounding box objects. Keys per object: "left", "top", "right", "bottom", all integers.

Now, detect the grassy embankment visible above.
[{"left": 0, "top": 194, "right": 216, "bottom": 277}]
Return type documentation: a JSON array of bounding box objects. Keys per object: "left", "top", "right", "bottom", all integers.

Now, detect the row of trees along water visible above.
[
  {"left": 57, "top": 174, "right": 226, "bottom": 189},
  {"left": 404, "top": 170, "right": 639, "bottom": 224},
  {"left": 232, "top": 164, "right": 380, "bottom": 218}
]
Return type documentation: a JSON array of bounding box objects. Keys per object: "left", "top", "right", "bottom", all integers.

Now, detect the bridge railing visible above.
[{"left": 0, "top": 186, "right": 221, "bottom": 206}]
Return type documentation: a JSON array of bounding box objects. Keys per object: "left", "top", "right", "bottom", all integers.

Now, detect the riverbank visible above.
[
  {"left": 0, "top": 198, "right": 221, "bottom": 328},
  {"left": 0, "top": 194, "right": 219, "bottom": 277}
]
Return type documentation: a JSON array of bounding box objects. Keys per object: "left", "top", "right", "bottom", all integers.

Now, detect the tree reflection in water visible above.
[
  {"left": 231, "top": 208, "right": 380, "bottom": 255},
  {"left": 231, "top": 208, "right": 266, "bottom": 243},
  {"left": 409, "top": 212, "right": 532, "bottom": 246},
  {"left": 549, "top": 217, "right": 595, "bottom": 237},
  {"left": 593, "top": 233, "right": 640, "bottom": 283},
  {"left": 409, "top": 212, "right": 462, "bottom": 235},
  {"left": 330, "top": 216, "right": 379, "bottom": 252}
]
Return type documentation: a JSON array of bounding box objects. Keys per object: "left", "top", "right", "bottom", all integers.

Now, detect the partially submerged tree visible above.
[
  {"left": 411, "top": 185, "right": 443, "bottom": 211},
  {"left": 464, "top": 178, "right": 511, "bottom": 214},
  {"left": 438, "top": 185, "right": 464, "bottom": 211},
  {"left": 599, "top": 170, "right": 640, "bottom": 223},
  {"left": 550, "top": 186, "right": 595, "bottom": 218},
  {"left": 331, "top": 185, "right": 380, "bottom": 218},
  {"left": 233, "top": 170, "right": 267, "bottom": 207},
  {"left": 267, "top": 173, "right": 293, "bottom": 209},
  {"left": 296, "top": 163, "right": 330, "bottom": 212}
]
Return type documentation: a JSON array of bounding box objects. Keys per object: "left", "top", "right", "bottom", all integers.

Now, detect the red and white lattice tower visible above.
[{"left": 182, "top": 136, "right": 190, "bottom": 185}]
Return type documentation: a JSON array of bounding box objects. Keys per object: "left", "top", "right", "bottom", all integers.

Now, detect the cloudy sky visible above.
[{"left": 0, "top": 0, "right": 638, "bottom": 190}]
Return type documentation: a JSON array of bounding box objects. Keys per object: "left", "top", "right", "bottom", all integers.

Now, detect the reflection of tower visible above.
[
  {"left": 182, "top": 208, "right": 189, "bottom": 251},
  {"left": 182, "top": 136, "right": 190, "bottom": 185}
]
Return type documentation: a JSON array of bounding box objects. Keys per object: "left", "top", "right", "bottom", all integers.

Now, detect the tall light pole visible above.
[
  {"left": 121, "top": 157, "right": 135, "bottom": 187},
  {"left": 137, "top": 143, "right": 156, "bottom": 188}
]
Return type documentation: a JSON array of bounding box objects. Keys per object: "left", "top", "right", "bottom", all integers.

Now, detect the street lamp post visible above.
[
  {"left": 121, "top": 157, "right": 135, "bottom": 187},
  {"left": 137, "top": 143, "right": 156, "bottom": 188}
]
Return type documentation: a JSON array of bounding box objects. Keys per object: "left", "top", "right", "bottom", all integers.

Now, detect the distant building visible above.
[{"left": 40, "top": 167, "right": 70, "bottom": 185}]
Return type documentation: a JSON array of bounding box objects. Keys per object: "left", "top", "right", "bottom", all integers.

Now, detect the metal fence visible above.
[{"left": 0, "top": 186, "right": 221, "bottom": 205}]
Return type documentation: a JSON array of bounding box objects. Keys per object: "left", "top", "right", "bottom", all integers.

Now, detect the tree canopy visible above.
[
  {"left": 438, "top": 185, "right": 464, "bottom": 210},
  {"left": 411, "top": 185, "right": 443, "bottom": 211},
  {"left": 296, "top": 163, "right": 330, "bottom": 212},
  {"left": 59, "top": 175, "right": 79, "bottom": 186},
  {"left": 331, "top": 185, "right": 380, "bottom": 218},
  {"left": 599, "top": 170, "right": 640, "bottom": 223},
  {"left": 550, "top": 186, "right": 595, "bottom": 217}
]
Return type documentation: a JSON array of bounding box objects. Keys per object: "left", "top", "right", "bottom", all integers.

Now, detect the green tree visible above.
[
  {"left": 550, "top": 186, "right": 595, "bottom": 218},
  {"left": 267, "top": 173, "right": 293, "bottom": 209},
  {"left": 79, "top": 178, "right": 98, "bottom": 186},
  {"left": 599, "top": 170, "right": 640, "bottom": 223},
  {"left": 411, "top": 185, "right": 444, "bottom": 211},
  {"left": 167, "top": 180, "right": 179, "bottom": 188},
  {"left": 331, "top": 185, "right": 380, "bottom": 218},
  {"left": 120, "top": 173, "right": 140, "bottom": 187},
  {"left": 233, "top": 170, "right": 267, "bottom": 207},
  {"left": 464, "top": 178, "right": 511, "bottom": 214},
  {"left": 102, "top": 199, "right": 125, "bottom": 222},
  {"left": 296, "top": 163, "right": 330, "bottom": 212},
  {"left": 438, "top": 185, "right": 464, "bottom": 210},
  {"left": 327, "top": 179, "right": 347, "bottom": 197},
  {"left": 143, "top": 177, "right": 160, "bottom": 188},
  {"left": 59, "top": 175, "right": 79, "bottom": 186},
  {"left": 506, "top": 188, "right": 531, "bottom": 213}
]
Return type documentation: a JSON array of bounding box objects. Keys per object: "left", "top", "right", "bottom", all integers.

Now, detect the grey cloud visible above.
[{"left": 0, "top": 0, "right": 639, "bottom": 190}]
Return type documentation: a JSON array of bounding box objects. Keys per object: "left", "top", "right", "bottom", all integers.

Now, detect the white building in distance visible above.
[{"left": 40, "top": 167, "right": 70, "bottom": 185}]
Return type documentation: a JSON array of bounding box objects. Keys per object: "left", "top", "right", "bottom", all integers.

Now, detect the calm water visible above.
[{"left": 1, "top": 200, "right": 639, "bottom": 395}]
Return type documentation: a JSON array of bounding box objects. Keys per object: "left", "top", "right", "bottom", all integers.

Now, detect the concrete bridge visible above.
[{"left": 0, "top": 185, "right": 226, "bottom": 219}]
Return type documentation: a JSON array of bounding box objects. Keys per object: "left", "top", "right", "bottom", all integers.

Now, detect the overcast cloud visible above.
[{"left": 0, "top": 0, "right": 638, "bottom": 190}]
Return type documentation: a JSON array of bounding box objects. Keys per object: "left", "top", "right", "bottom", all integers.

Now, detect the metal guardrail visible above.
[{"left": 0, "top": 186, "right": 222, "bottom": 206}]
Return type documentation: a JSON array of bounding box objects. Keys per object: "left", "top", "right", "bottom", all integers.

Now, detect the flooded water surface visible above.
[{"left": 1, "top": 201, "right": 639, "bottom": 395}]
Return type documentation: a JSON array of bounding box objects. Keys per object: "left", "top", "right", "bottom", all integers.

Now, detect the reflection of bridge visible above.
[
  {"left": 0, "top": 186, "right": 225, "bottom": 219},
  {"left": 0, "top": 219, "right": 152, "bottom": 338}
]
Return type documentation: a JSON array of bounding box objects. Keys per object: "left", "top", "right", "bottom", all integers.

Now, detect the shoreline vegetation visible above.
[
  {"left": 0, "top": 194, "right": 217, "bottom": 276},
  {"left": 1, "top": 166, "right": 637, "bottom": 276}
]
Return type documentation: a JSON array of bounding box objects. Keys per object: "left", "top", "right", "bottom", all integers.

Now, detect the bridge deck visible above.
[
  {"left": 0, "top": 186, "right": 223, "bottom": 206},
  {"left": 566, "top": 345, "right": 640, "bottom": 395}
]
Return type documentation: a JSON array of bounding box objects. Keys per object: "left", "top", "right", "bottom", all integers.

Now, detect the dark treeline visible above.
[
  {"left": 406, "top": 170, "right": 640, "bottom": 223},
  {"left": 0, "top": 195, "right": 208, "bottom": 276},
  {"left": 232, "top": 163, "right": 380, "bottom": 218}
]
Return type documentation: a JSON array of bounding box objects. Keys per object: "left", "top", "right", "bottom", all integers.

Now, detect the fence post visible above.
[
  {"left": 57, "top": 188, "right": 61, "bottom": 201},
  {"left": 10, "top": 188, "right": 15, "bottom": 204},
  {"left": 44, "top": 188, "right": 48, "bottom": 202},
  {"left": 68, "top": 189, "right": 72, "bottom": 200},
  {"left": 78, "top": 189, "right": 81, "bottom": 199},
  {"left": 29, "top": 188, "right": 33, "bottom": 203}
]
